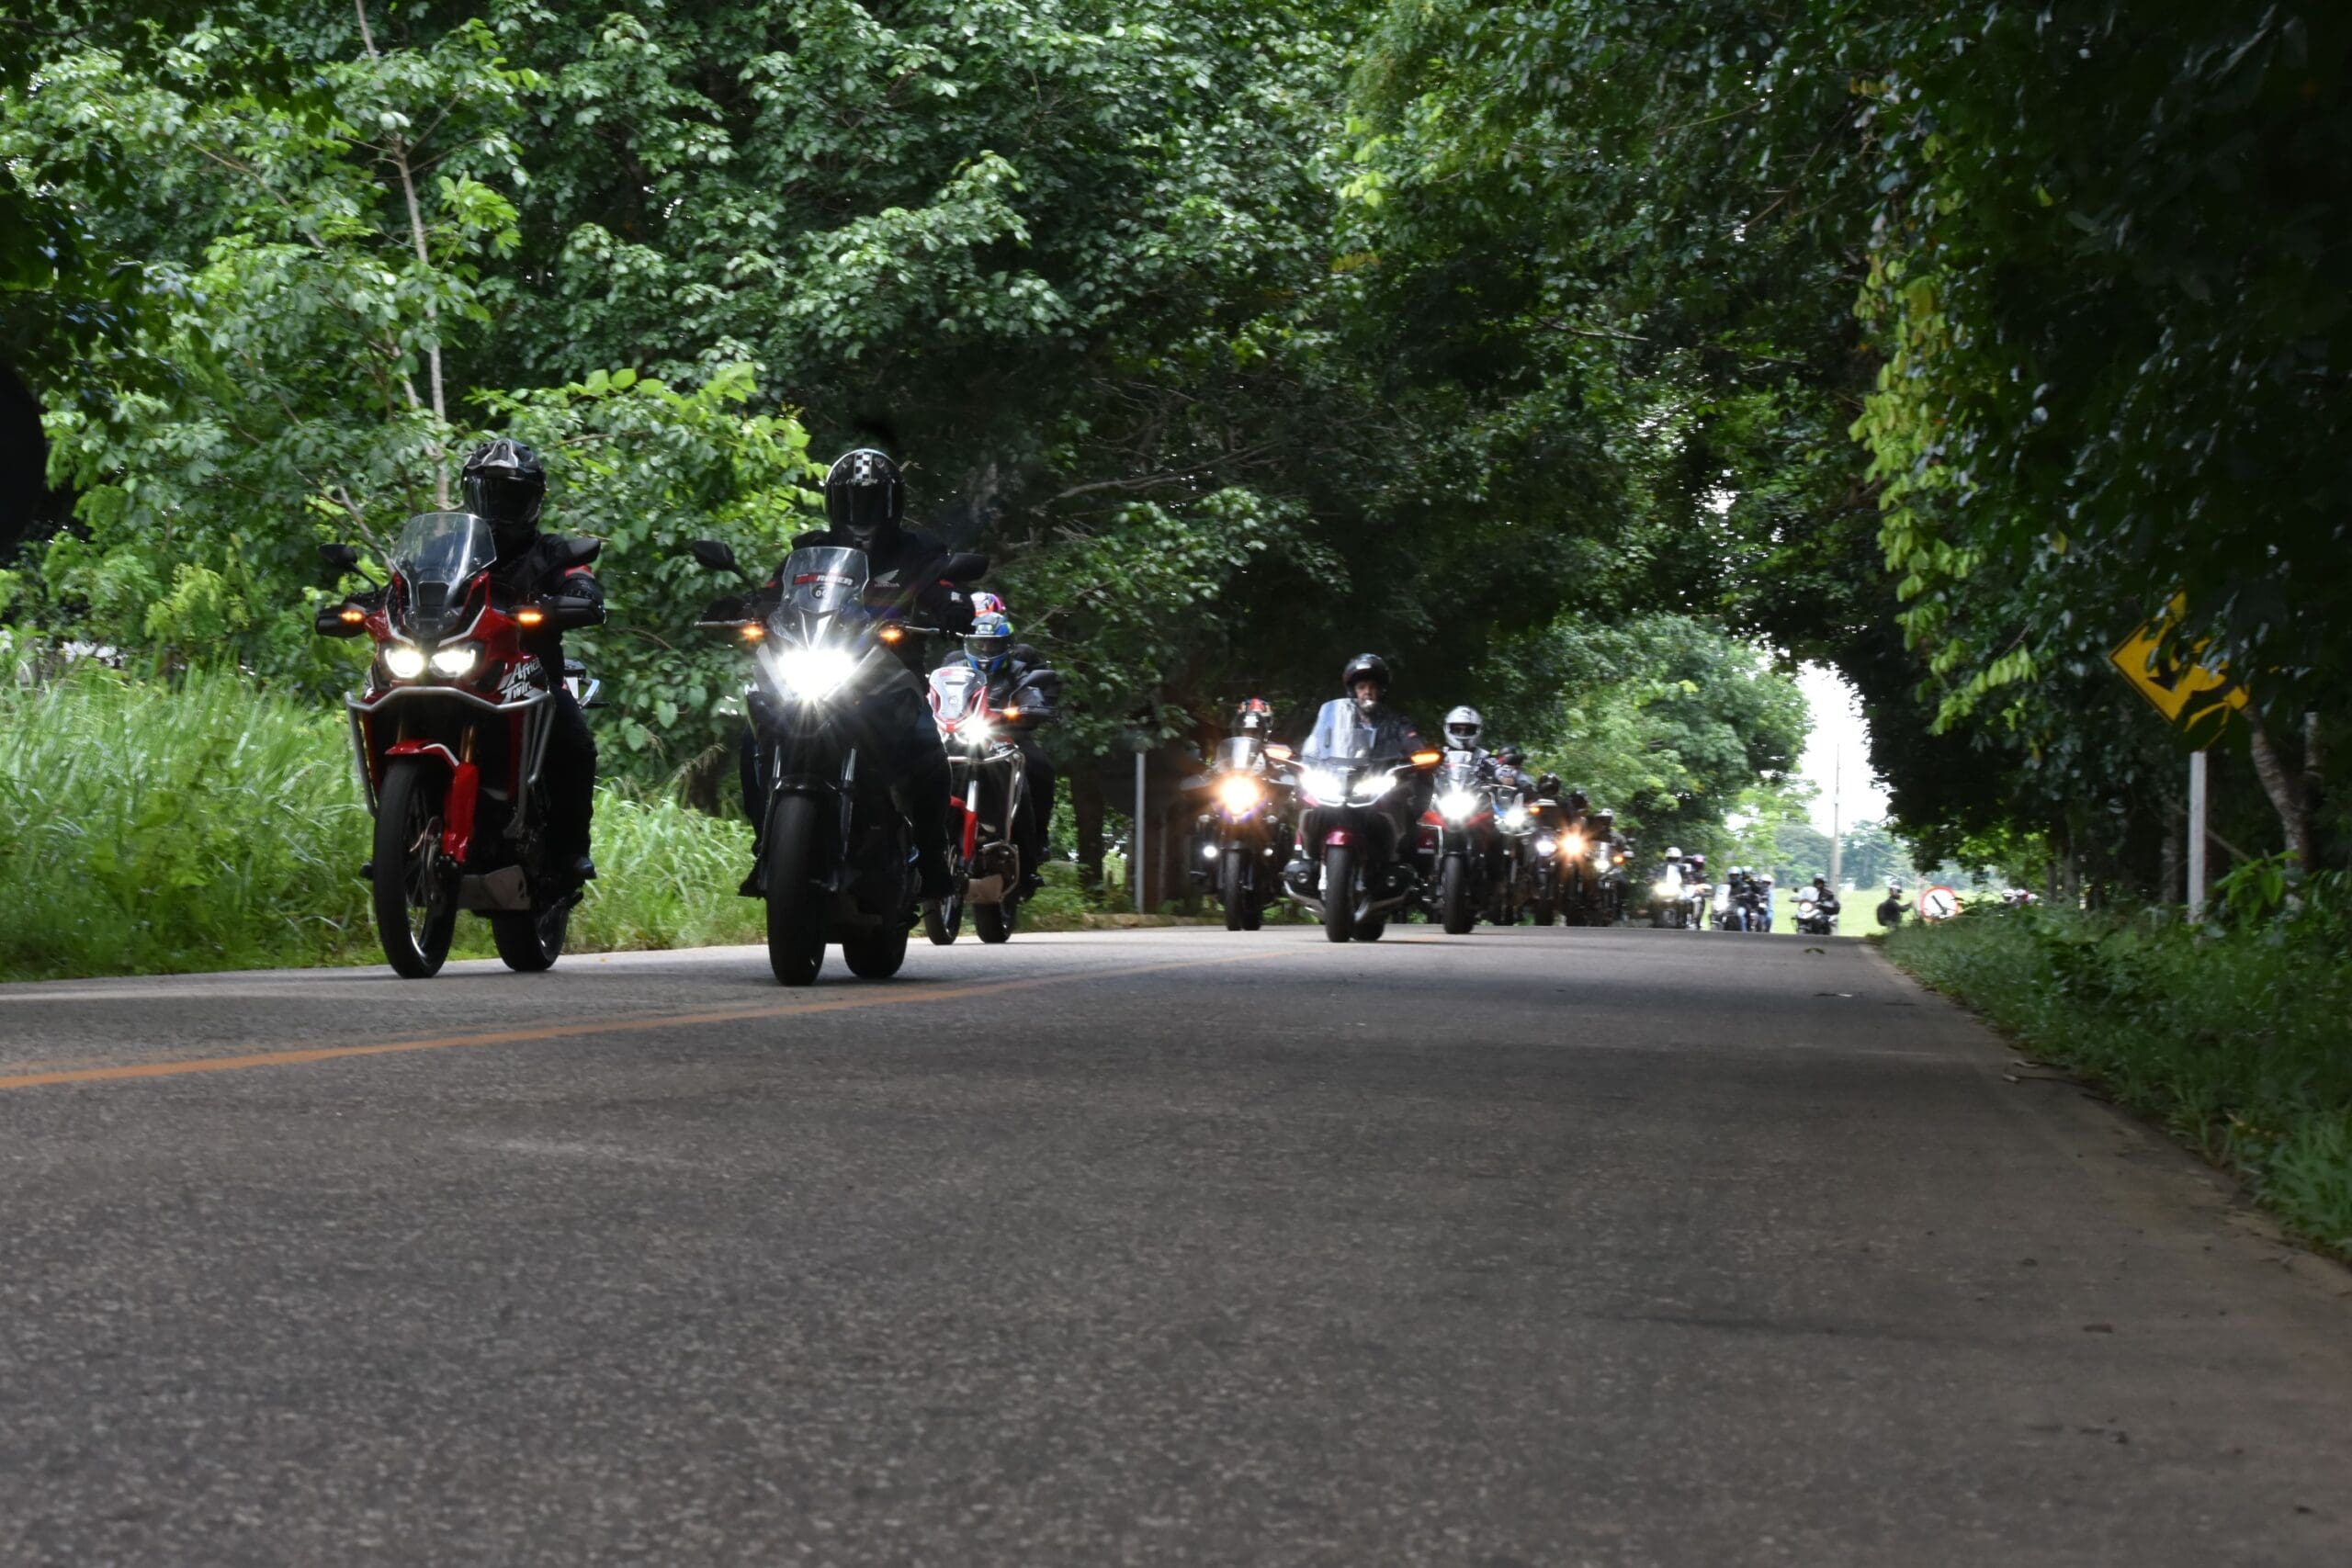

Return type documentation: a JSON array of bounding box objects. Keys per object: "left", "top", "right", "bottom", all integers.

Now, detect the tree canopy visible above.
[{"left": 6, "top": 0, "right": 2345, "bottom": 887}]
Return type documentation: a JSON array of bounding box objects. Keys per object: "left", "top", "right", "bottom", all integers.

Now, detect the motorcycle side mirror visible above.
[
  {"left": 943, "top": 552, "right": 989, "bottom": 584},
  {"left": 319, "top": 543, "right": 360, "bottom": 574},
  {"left": 688, "top": 538, "right": 743, "bottom": 575}
]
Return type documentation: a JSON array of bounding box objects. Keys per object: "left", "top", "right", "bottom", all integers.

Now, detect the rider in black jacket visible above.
[
  {"left": 738, "top": 448, "right": 972, "bottom": 897},
  {"left": 466, "top": 438, "right": 604, "bottom": 888}
]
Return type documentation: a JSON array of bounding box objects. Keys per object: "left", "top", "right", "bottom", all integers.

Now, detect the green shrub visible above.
[
  {"left": 1886, "top": 905, "right": 2352, "bottom": 1256},
  {"left": 0, "top": 669, "right": 763, "bottom": 979}
]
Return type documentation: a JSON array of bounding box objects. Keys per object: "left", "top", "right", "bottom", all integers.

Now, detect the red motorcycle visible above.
[
  {"left": 922, "top": 662, "right": 1043, "bottom": 945},
  {"left": 315, "top": 512, "right": 602, "bottom": 977}
]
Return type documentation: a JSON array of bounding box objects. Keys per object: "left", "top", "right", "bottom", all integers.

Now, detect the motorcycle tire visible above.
[
  {"left": 1354, "top": 914, "right": 1387, "bottom": 941},
  {"left": 1321, "top": 847, "right": 1357, "bottom": 944},
  {"left": 372, "top": 760, "right": 458, "bottom": 980},
  {"left": 1221, "top": 847, "right": 1248, "bottom": 933},
  {"left": 841, "top": 919, "right": 910, "bottom": 979},
  {"left": 491, "top": 899, "right": 570, "bottom": 973},
  {"left": 924, "top": 889, "right": 963, "bottom": 945},
  {"left": 1533, "top": 886, "right": 1556, "bottom": 926},
  {"left": 1242, "top": 902, "right": 1264, "bottom": 931},
  {"left": 763, "top": 794, "right": 826, "bottom": 987},
  {"left": 1440, "top": 857, "right": 1474, "bottom": 936},
  {"left": 976, "top": 897, "right": 1018, "bottom": 945}
]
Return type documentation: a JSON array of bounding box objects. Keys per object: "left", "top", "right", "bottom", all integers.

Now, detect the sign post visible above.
[
  {"left": 1134, "top": 749, "right": 1147, "bottom": 917},
  {"left": 2109, "top": 594, "right": 2244, "bottom": 920},
  {"left": 2187, "top": 749, "right": 2209, "bottom": 919}
]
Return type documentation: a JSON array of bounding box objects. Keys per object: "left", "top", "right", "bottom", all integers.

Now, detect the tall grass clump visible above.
[
  {"left": 0, "top": 668, "right": 374, "bottom": 978},
  {"left": 1886, "top": 898, "right": 2352, "bottom": 1257},
  {"left": 0, "top": 669, "right": 769, "bottom": 980}
]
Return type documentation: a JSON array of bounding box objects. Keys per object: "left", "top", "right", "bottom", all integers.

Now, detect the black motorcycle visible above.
[
  {"left": 693, "top": 538, "right": 984, "bottom": 986},
  {"left": 1194, "top": 735, "right": 1295, "bottom": 931},
  {"left": 1283, "top": 699, "right": 1439, "bottom": 943}
]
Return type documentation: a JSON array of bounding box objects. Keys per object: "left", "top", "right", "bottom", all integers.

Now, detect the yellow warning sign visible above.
[{"left": 2109, "top": 594, "right": 2246, "bottom": 732}]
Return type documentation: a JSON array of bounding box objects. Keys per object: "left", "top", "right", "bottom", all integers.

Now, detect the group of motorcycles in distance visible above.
[{"left": 310, "top": 502, "right": 1878, "bottom": 982}]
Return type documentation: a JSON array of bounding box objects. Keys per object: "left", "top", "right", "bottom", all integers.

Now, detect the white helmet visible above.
[
  {"left": 1665, "top": 846, "right": 1683, "bottom": 860},
  {"left": 1442, "top": 705, "right": 1483, "bottom": 751}
]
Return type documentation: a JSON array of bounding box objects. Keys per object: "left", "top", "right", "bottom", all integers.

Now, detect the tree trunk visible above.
[
  {"left": 1071, "top": 763, "right": 1104, "bottom": 893},
  {"left": 2244, "top": 708, "right": 2313, "bottom": 871}
]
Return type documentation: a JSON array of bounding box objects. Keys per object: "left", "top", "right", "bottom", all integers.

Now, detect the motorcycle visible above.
[
  {"left": 922, "top": 660, "right": 1046, "bottom": 945},
  {"left": 1524, "top": 795, "right": 1576, "bottom": 926},
  {"left": 691, "top": 537, "right": 987, "bottom": 986},
  {"left": 314, "top": 514, "right": 601, "bottom": 979},
  {"left": 1194, "top": 735, "right": 1294, "bottom": 931},
  {"left": 1423, "top": 749, "right": 1502, "bottom": 935},
  {"left": 1794, "top": 886, "right": 1840, "bottom": 937},
  {"left": 1489, "top": 789, "right": 1537, "bottom": 926},
  {"left": 1649, "top": 863, "right": 1690, "bottom": 929},
  {"left": 1283, "top": 699, "right": 1441, "bottom": 943}
]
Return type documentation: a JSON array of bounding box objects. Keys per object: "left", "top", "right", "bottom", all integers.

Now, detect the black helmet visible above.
[
  {"left": 1534, "top": 772, "right": 1563, "bottom": 798},
  {"left": 1565, "top": 787, "right": 1590, "bottom": 814},
  {"left": 1340, "top": 652, "right": 1390, "bottom": 708},
  {"left": 824, "top": 448, "right": 904, "bottom": 545},
  {"left": 1496, "top": 743, "right": 1526, "bottom": 768},
  {"left": 461, "top": 438, "right": 545, "bottom": 554}
]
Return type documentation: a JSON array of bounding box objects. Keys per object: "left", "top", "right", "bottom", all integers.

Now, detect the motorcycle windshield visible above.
[
  {"left": 929, "top": 664, "right": 982, "bottom": 724},
  {"left": 784, "top": 546, "right": 869, "bottom": 618},
  {"left": 392, "top": 512, "right": 496, "bottom": 593},
  {"left": 1213, "top": 737, "right": 1261, "bottom": 773},
  {"left": 1301, "top": 699, "right": 1377, "bottom": 762}
]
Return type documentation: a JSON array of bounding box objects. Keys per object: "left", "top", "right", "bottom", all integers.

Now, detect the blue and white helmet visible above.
[{"left": 964, "top": 612, "right": 1013, "bottom": 677}]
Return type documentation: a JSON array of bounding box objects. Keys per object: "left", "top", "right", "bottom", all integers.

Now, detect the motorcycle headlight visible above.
[
  {"left": 1564, "top": 831, "right": 1586, "bottom": 857},
  {"left": 1202, "top": 842, "right": 1221, "bottom": 861},
  {"left": 1216, "top": 774, "right": 1261, "bottom": 814},
  {"left": 1534, "top": 836, "right": 1556, "bottom": 856},
  {"left": 1503, "top": 805, "right": 1530, "bottom": 830},
  {"left": 1350, "top": 773, "right": 1395, "bottom": 806},
  {"left": 957, "top": 715, "right": 995, "bottom": 744},
  {"left": 1300, "top": 767, "right": 1348, "bottom": 804},
  {"left": 428, "top": 643, "right": 480, "bottom": 679},
  {"left": 1439, "top": 789, "right": 1480, "bottom": 822},
  {"left": 771, "top": 646, "right": 857, "bottom": 700},
  {"left": 1654, "top": 878, "right": 1680, "bottom": 898},
  {"left": 383, "top": 644, "right": 428, "bottom": 681}
]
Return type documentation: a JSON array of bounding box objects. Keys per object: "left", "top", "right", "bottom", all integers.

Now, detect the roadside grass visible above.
[
  {"left": 1885, "top": 907, "right": 2352, "bottom": 1258},
  {"left": 0, "top": 670, "right": 761, "bottom": 981}
]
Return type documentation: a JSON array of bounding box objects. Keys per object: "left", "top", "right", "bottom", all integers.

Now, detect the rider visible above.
[
  {"left": 1342, "top": 653, "right": 1424, "bottom": 755},
  {"left": 1808, "top": 874, "right": 1841, "bottom": 930},
  {"left": 740, "top": 447, "right": 971, "bottom": 898},
  {"left": 963, "top": 606, "right": 1061, "bottom": 897},
  {"left": 463, "top": 438, "right": 604, "bottom": 889}
]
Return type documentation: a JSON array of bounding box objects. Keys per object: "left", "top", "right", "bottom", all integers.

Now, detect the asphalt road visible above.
[{"left": 0, "top": 925, "right": 2346, "bottom": 1566}]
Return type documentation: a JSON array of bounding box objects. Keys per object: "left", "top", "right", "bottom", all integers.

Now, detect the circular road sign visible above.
[{"left": 1919, "top": 885, "right": 1960, "bottom": 921}]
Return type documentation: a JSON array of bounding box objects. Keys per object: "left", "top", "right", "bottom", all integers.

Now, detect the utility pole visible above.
[
  {"left": 1826, "top": 727, "right": 1844, "bottom": 893},
  {"left": 1134, "top": 748, "right": 1147, "bottom": 917}
]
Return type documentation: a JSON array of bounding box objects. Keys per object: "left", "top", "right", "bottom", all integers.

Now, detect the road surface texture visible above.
[{"left": 0, "top": 925, "right": 2345, "bottom": 1566}]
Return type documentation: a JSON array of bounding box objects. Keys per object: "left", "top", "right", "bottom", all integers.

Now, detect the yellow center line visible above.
[{"left": 0, "top": 948, "right": 1291, "bottom": 1093}]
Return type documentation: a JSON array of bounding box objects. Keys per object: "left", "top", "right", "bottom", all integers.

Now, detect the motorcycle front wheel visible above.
[
  {"left": 491, "top": 899, "right": 570, "bottom": 973},
  {"left": 763, "top": 794, "right": 827, "bottom": 987},
  {"left": 841, "top": 919, "right": 910, "bottom": 978},
  {"left": 1221, "top": 846, "right": 1249, "bottom": 932},
  {"left": 1321, "top": 846, "right": 1357, "bottom": 944},
  {"left": 372, "top": 760, "right": 458, "bottom": 980},
  {"left": 976, "top": 896, "right": 1018, "bottom": 944},
  {"left": 1440, "top": 856, "right": 1474, "bottom": 935},
  {"left": 924, "top": 887, "right": 964, "bottom": 945}
]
